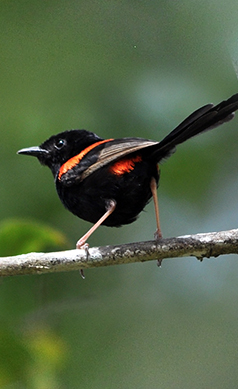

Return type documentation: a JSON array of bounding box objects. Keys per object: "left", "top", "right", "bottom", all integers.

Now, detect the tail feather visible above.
[{"left": 152, "top": 93, "right": 238, "bottom": 162}]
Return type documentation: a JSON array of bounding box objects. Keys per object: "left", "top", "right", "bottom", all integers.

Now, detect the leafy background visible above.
[{"left": 1, "top": 1, "right": 238, "bottom": 388}]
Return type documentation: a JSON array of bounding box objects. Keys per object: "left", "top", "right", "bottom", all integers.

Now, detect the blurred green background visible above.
[{"left": 1, "top": 1, "right": 238, "bottom": 388}]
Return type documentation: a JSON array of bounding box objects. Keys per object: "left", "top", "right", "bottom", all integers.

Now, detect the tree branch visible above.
[{"left": 0, "top": 228, "right": 238, "bottom": 277}]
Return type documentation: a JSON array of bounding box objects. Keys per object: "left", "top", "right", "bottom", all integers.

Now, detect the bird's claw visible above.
[{"left": 76, "top": 241, "right": 89, "bottom": 279}]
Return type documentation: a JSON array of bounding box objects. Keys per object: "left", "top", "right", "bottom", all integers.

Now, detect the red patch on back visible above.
[
  {"left": 58, "top": 139, "right": 113, "bottom": 179},
  {"left": 109, "top": 155, "right": 142, "bottom": 176}
]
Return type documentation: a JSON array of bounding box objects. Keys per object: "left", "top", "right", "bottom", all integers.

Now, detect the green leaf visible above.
[{"left": 0, "top": 219, "right": 69, "bottom": 256}]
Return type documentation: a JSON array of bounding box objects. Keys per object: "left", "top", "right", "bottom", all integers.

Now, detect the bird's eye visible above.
[{"left": 55, "top": 139, "right": 66, "bottom": 150}]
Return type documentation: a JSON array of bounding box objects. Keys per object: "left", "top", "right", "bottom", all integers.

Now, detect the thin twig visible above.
[{"left": 0, "top": 228, "right": 238, "bottom": 277}]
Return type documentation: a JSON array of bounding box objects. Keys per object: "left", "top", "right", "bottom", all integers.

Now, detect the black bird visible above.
[{"left": 18, "top": 93, "right": 238, "bottom": 248}]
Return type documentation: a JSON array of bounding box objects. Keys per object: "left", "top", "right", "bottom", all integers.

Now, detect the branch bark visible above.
[{"left": 1, "top": 228, "right": 238, "bottom": 277}]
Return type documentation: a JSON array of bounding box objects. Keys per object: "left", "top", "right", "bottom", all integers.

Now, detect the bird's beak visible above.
[{"left": 17, "top": 146, "right": 49, "bottom": 157}]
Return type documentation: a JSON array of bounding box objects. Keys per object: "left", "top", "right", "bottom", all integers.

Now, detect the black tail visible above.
[{"left": 152, "top": 93, "right": 238, "bottom": 162}]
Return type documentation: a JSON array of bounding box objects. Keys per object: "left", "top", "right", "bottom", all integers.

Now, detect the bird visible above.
[{"left": 18, "top": 93, "right": 238, "bottom": 250}]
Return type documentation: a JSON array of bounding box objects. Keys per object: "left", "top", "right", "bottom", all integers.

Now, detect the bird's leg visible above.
[
  {"left": 150, "top": 177, "right": 162, "bottom": 239},
  {"left": 76, "top": 199, "right": 117, "bottom": 249},
  {"left": 77, "top": 200, "right": 116, "bottom": 278},
  {"left": 150, "top": 177, "right": 163, "bottom": 267}
]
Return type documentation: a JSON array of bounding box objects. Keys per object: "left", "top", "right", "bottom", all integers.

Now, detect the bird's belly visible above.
[{"left": 56, "top": 162, "right": 159, "bottom": 226}]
